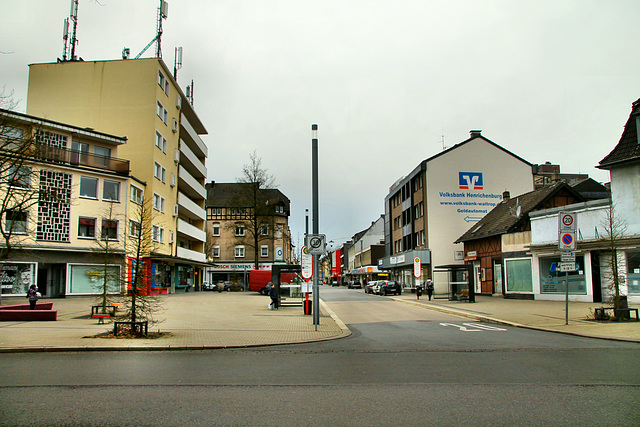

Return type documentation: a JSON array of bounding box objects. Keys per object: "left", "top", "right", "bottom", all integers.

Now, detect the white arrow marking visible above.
[
  {"left": 462, "top": 322, "right": 506, "bottom": 331},
  {"left": 439, "top": 323, "right": 481, "bottom": 332}
]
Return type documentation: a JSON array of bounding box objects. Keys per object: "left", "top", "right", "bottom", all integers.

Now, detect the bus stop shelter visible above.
[{"left": 434, "top": 264, "right": 475, "bottom": 302}]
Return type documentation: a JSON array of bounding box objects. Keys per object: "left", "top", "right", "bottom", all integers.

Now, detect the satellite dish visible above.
[{"left": 515, "top": 203, "right": 522, "bottom": 218}]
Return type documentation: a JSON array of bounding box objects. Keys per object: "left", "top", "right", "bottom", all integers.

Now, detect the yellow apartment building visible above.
[
  {"left": 1, "top": 108, "right": 129, "bottom": 297},
  {"left": 26, "top": 58, "right": 209, "bottom": 293}
]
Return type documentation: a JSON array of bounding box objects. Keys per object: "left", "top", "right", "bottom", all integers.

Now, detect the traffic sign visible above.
[
  {"left": 559, "top": 262, "right": 576, "bottom": 272},
  {"left": 561, "top": 252, "right": 576, "bottom": 262},
  {"left": 305, "top": 234, "right": 326, "bottom": 255},
  {"left": 558, "top": 232, "right": 576, "bottom": 251},
  {"left": 558, "top": 212, "right": 577, "bottom": 232}
]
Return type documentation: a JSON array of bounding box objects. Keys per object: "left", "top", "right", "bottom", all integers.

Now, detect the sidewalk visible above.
[
  {"left": 1, "top": 291, "right": 638, "bottom": 353},
  {"left": 0, "top": 292, "right": 349, "bottom": 353},
  {"left": 391, "top": 292, "right": 640, "bottom": 342}
]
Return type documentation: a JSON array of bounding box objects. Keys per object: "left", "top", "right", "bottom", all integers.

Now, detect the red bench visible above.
[
  {"left": 92, "top": 313, "right": 111, "bottom": 324},
  {"left": 0, "top": 303, "right": 57, "bottom": 321}
]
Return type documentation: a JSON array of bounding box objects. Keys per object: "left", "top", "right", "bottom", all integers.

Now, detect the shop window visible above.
[
  {"left": 505, "top": 258, "right": 533, "bottom": 293},
  {"left": 539, "top": 255, "right": 586, "bottom": 294},
  {"left": 626, "top": 251, "right": 640, "bottom": 295},
  {"left": 69, "top": 264, "right": 120, "bottom": 294}
]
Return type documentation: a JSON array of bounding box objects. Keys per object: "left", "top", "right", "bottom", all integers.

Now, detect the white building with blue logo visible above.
[{"left": 380, "top": 130, "right": 534, "bottom": 292}]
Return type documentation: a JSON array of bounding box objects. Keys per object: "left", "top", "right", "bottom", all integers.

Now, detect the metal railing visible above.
[{"left": 34, "top": 145, "right": 130, "bottom": 175}]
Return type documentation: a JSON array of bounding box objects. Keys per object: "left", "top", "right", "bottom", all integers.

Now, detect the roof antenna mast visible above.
[
  {"left": 61, "top": 0, "right": 80, "bottom": 61},
  {"left": 135, "top": 0, "right": 169, "bottom": 59}
]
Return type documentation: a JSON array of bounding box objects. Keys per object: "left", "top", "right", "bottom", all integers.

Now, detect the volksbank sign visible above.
[{"left": 439, "top": 172, "right": 503, "bottom": 221}]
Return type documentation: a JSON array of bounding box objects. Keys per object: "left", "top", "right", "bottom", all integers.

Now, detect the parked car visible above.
[
  {"left": 202, "top": 282, "right": 216, "bottom": 291},
  {"left": 331, "top": 280, "right": 340, "bottom": 287},
  {"left": 364, "top": 281, "right": 379, "bottom": 294},
  {"left": 379, "top": 280, "right": 402, "bottom": 296},
  {"left": 348, "top": 280, "right": 361, "bottom": 289}
]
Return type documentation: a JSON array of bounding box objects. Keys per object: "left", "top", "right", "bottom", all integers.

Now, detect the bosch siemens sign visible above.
[{"left": 459, "top": 172, "right": 483, "bottom": 190}]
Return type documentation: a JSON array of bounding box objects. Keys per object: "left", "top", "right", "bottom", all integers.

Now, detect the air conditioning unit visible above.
[
  {"left": 172, "top": 118, "right": 178, "bottom": 133},
  {"left": 173, "top": 204, "right": 179, "bottom": 217},
  {"left": 170, "top": 173, "right": 176, "bottom": 187},
  {"left": 176, "top": 95, "right": 182, "bottom": 109},
  {"left": 174, "top": 149, "right": 180, "bottom": 163},
  {"left": 169, "top": 230, "right": 174, "bottom": 244}
]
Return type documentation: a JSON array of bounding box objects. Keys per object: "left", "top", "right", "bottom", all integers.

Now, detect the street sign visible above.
[
  {"left": 300, "top": 246, "right": 313, "bottom": 281},
  {"left": 558, "top": 212, "right": 577, "bottom": 232},
  {"left": 559, "top": 262, "right": 576, "bottom": 272},
  {"left": 561, "top": 252, "right": 576, "bottom": 262},
  {"left": 305, "top": 234, "right": 326, "bottom": 255},
  {"left": 558, "top": 232, "right": 576, "bottom": 251}
]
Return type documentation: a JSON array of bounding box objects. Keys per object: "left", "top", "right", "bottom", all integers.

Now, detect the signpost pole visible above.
[
  {"left": 311, "top": 124, "right": 320, "bottom": 329},
  {"left": 565, "top": 271, "right": 569, "bottom": 325}
]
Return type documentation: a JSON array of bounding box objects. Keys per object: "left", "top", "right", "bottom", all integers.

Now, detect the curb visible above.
[{"left": 390, "top": 297, "right": 640, "bottom": 343}]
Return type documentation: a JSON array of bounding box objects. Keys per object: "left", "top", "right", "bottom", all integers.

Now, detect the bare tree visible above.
[
  {"left": 601, "top": 202, "right": 628, "bottom": 311},
  {"left": 91, "top": 201, "right": 126, "bottom": 315},
  {"left": 0, "top": 109, "right": 46, "bottom": 261},
  {"left": 118, "top": 197, "right": 164, "bottom": 334},
  {"left": 232, "top": 150, "right": 277, "bottom": 269}
]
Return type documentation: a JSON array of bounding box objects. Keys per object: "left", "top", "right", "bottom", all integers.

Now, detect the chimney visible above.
[
  {"left": 502, "top": 190, "right": 510, "bottom": 201},
  {"left": 470, "top": 130, "right": 482, "bottom": 138}
]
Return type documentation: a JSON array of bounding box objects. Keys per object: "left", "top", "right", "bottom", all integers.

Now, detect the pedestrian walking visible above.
[
  {"left": 26, "top": 284, "right": 39, "bottom": 310},
  {"left": 269, "top": 283, "right": 278, "bottom": 310},
  {"left": 426, "top": 279, "right": 434, "bottom": 301}
]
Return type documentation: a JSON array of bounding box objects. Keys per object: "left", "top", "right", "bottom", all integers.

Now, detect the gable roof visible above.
[
  {"left": 456, "top": 182, "right": 584, "bottom": 243},
  {"left": 205, "top": 182, "right": 290, "bottom": 213},
  {"left": 598, "top": 98, "right": 640, "bottom": 169}
]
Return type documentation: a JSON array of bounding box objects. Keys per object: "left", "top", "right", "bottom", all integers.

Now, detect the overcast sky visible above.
[{"left": 3, "top": 0, "right": 640, "bottom": 249}]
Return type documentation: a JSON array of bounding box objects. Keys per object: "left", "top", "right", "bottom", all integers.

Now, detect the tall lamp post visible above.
[{"left": 311, "top": 124, "right": 320, "bottom": 328}]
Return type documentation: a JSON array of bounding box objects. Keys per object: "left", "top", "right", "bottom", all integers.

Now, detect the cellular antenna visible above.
[
  {"left": 135, "top": 0, "right": 169, "bottom": 59},
  {"left": 61, "top": 0, "right": 80, "bottom": 61},
  {"left": 174, "top": 46, "right": 182, "bottom": 80}
]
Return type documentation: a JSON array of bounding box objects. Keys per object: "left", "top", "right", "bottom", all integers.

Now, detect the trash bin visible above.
[{"left": 303, "top": 299, "right": 312, "bottom": 315}]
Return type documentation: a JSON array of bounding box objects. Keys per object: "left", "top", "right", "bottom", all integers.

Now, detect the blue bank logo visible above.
[{"left": 459, "top": 172, "right": 483, "bottom": 190}]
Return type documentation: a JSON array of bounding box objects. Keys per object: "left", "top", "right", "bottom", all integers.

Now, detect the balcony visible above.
[
  {"left": 34, "top": 145, "right": 129, "bottom": 175},
  {"left": 178, "top": 165, "right": 206, "bottom": 199},
  {"left": 180, "top": 113, "right": 207, "bottom": 158},
  {"left": 177, "top": 218, "right": 206, "bottom": 243},
  {"left": 178, "top": 191, "right": 206, "bottom": 221},
  {"left": 177, "top": 246, "right": 206, "bottom": 263},
  {"left": 179, "top": 140, "right": 207, "bottom": 179}
]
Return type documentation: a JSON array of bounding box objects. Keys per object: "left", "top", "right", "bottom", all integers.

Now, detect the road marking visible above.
[{"left": 439, "top": 322, "right": 507, "bottom": 332}]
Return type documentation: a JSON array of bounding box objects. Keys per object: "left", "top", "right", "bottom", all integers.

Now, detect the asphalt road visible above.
[{"left": 1, "top": 287, "right": 639, "bottom": 426}]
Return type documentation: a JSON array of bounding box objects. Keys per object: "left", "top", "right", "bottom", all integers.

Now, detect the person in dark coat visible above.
[
  {"left": 269, "top": 283, "right": 278, "bottom": 310},
  {"left": 426, "top": 279, "right": 434, "bottom": 301},
  {"left": 26, "top": 284, "right": 39, "bottom": 310}
]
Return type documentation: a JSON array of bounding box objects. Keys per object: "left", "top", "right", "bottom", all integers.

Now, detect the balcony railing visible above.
[{"left": 34, "top": 145, "right": 130, "bottom": 175}]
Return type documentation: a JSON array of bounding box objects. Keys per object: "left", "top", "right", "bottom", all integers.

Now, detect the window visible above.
[
  {"left": 129, "top": 219, "right": 141, "bottom": 238},
  {"left": 211, "top": 245, "right": 220, "bottom": 258},
  {"left": 130, "top": 185, "right": 143, "bottom": 205},
  {"left": 103, "top": 180, "right": 120, "bottom": 202},
  {"left": 153, "top": 193, "right": 165, "bottom": 212},
  {"left": 158, "top": 70, "right": 169, "bottom": 95},
  {"left": 5, "top": 209, "right": 27, "bottom": 234},
  {"left": 505, "top": 259, "right": 533, "bottom": 293},
  {"left": 235, "top": 224, "right": 245, "bottom": 236},
  {"left": 94, "top": 146, "right": 111, "bottom": 158},
  {"left": 626, "top": 251, "right": 640, "bottom": 295},
  {"left": 275, "top": 224, "right": 283, "bottom": 239},
  {"left": 77, "top": 217, "right": 96, "bottom": 239},
  {"left": 260, "top": 225, "right": 268, "bottom": 236},
  {"left": 211, "top": 223, "right": 220, "bottom": 236},
  {"left": 155, "top": 131, "right": 167, "bottom": 153},
  {"left": 79, "top": 176, "right": 98, "bottom": 199},
  {"left": 7, "top": 165, "right": 30, "bottom": 189},
  {"left": 101, "top": 219, "right": 118, "bottom": 240},
  {"left": 152, "top": 224, "right": 165, "bottom": 243},
  {"left": 157, "top": 100, "right": 168, "bottom": 124},
  {"left": 261, "top": 245, "right": 268, "bottom": 257},
  {"left": 1, "top": 126, "right": 24, "bottom": 139},
  {"left": 235, "top": 246, "right": 245, "bottom": 258},
  {"left": 154, "top": 162, "right": 166, "bottom": 183},
  {"left": 71, "top": 141, "right": 89, "bottom": 164},
  {"left": 275, "top": 205, "right": 284, "bottom": 214}
]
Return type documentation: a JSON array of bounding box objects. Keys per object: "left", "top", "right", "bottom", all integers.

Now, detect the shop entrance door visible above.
[
  {"left": 494, "top": 262, "right": 503, "bottom": 294},
  {"left": 473, "top": 262, "right": 482, "bottom": 294}
]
